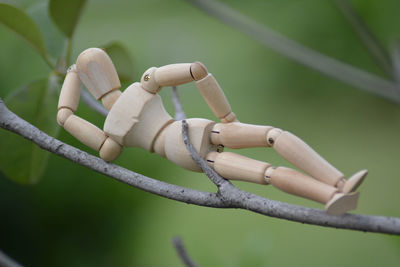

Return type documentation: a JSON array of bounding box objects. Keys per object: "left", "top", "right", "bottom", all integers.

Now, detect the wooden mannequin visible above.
[{"left": 57, "top": 48, "right": 367, "bottom": 215}]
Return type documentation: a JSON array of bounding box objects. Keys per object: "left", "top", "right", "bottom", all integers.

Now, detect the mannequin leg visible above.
[
  {"left": 211, "top": 122, "right": 367, "bottom": 193},
  {"left": 206, "top": 151, "right": 359, "bottom": 215}
]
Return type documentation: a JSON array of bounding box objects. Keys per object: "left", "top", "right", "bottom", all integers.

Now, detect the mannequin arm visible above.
[
  {"left": 57, "top": 65, "right": 122, "bottom": 161},
  {"left": 140, "top": 62, "right": 237, "bottom": 123}
]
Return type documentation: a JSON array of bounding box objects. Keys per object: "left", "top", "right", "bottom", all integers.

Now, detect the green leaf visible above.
[
  {"left": 27, "top": 1, "right": 65, "bottom": 59},
  {"left": 0, "top": 75, "right": 61, "bottom": 185},
  {"left": 104, "top": 42, "right": 135, "bottom": 84},
  {"left": 0, "top": 2, "right": 48, "bottom": 59},
  {"left": 49, "top": 0, "right": 87, "bottom": 38}
]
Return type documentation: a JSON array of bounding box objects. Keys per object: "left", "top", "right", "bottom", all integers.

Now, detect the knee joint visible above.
[
  {"left": 264, "top": 166, "right": 277, "bottom": 184},
  {"left": 266, "top": 128, "right": 283, "bottom": 146}
]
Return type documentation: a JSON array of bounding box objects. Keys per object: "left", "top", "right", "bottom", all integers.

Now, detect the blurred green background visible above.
[{"left": 1, "top": 0, "right": 400, "bottom": 266}]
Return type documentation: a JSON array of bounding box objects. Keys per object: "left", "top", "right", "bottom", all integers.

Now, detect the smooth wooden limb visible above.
[
  {"left": 206, "top": 151, "right": 270, "bottom": 184},
  {"left": 140, "top": 63, "right": 207, "bottom": 93},
  {"left": 196, "top": 74, "right": 236, "bottom": 122},
  {"left": 62, "top": 115, "right": 123, "bottom": 162},
  {"left": 205, "top": 151, "right": 357, "bottom": 213},
  {"left": 267, "top": 129, "right": 344, "bottom": 186},
  {"left": 211, "top": 122, "right": 366, "bottom": 193},
  {"left": 57, "top": 66, "right": 81, "bottom": 126},
  {"left": 58, "top": 65, "right": 80, "bottom": 112},
  {"left": 101, "top": 90, "right": 122, "bottom": 111},
  {"left": 99, "top": 137, "right": 123, "bottom": 162},
  {"left": 57, "top": 64, "right": 123, "bottom": 160},
  {"left": 57, "top": 108, "right": 73, "bottom": 126},
  {"left": 155, "top": 64, "right": 193, "bottom": 86},
  {"left": 266, "top": 167, "right": 338, "bottom": 204},
  {"left": 76, "top": 48, "right": 121, "bottom": 100},
  {"left": 140, "top": 67, "right": 160, "bottom": 93},
  {"left": 191, "top": 61, "right": 208, "bottom": 80},
  {"left": 211, "top": 122, "right": 272, "bottom": 148},
  {"left": 139, "top": 62, "right": 236, "bottom": 123},
  {"left": 64, "top": 115, "right": 107, "bottom": 151}
]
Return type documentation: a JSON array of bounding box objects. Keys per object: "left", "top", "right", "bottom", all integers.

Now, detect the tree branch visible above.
[
  {"left": 172, "top": 87, "right": 187, "bottom": 120},
  {"left": 80, "top": 87, "right": 108, "bottom": 116},
  {"left": 182, "top": 120, "right": 227, "bottom": 189},
  {"left": 187, "top": 0, "right": 400, "bottom": 104},
  {"left": 0, "top": 250, "right": 23, "bottom": 267},
  {"left": 1, "top": 98, "right": 400, "bottom": 235},
  {"left": 0, "top": 98, "right": 223, "bottom": 207},
  {"left": 172, "top": 237, "right": 199, "bottom": 267},
  {"left": 334, "top": 0, "right": 393, "bottom": 78},
  {"left": 391, "top": 43, "right": 400, "bottom": 87}
]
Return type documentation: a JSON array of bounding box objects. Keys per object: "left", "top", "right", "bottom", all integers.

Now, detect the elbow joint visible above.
[
  {"left": 190, "top": 62, "right": 208, "bottom": 80},
  {"left": 57, "top": 108, "right": 74, "bottom": 126}
]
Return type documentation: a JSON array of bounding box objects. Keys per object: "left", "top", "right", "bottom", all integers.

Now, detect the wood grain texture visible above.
[
  {"left": 154, "top": 63, "right": 193, "bottom": 86},
  {"left": 58, "top": 65, "right": 80, "bottom": 111},
  {"left": 2, "top": 100, "right": 399, "bottom": 235},
  {"left": 104, "top": 83, "right": 152, "bottom": 145},
  {"left": 164, "top": 119, "right": 216, "bottom": 172},
  {"left": 140, "top": 67, "right": 160, "bottom": 93},
  {"left": 56, "top": 108, "right": 73, "bottom": 126},
  {"left": 64, "top": 115, "right": 107, "bottom": 151},
  {"left": 125, "top": 93, "right": 174, "bottom": 151},
  {"left": 99, "top": 137, "right": 123, "bottom": 162},
  {"left": 220, "top": 111, "right": 237, "bottom": 123},
  {"left": 101, "top": 90, "right": 121, "bottom": 110},
  {"left": 267, "top": 166, "right": 338, "bottom": 204},
  {"left": 206, "top": 151, "right": 270, "bottom": 184},
  {"left": 211, "top": 122, "right": 272, "bottom": 148},
  {"left": 104, "top": 83, "right": 173, "bottom": 150},
  {"left": 190, "top": 62, "right": 208, "bottom": 80},
  {"left": 271, "top": 130, "right": 344, "bottom": 186},
  {"left": 195, "top": 74, "right": 233, "bottom": 120},
  {"left": 76, "top": 48, "right": 121, "bottom": 99}
]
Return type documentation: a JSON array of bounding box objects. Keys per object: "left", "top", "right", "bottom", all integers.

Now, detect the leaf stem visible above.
[
  {"left": 187, "top": 0, "right": 400, "bottom": 104},
  {"left": 66, "top": 38, "right": 73, "bottom": 67},
  {"left": 41, "top": 52, "right": 56, "bottom": 70},
  {"left": 334, "top": 0, "right": 393, "bottom": 78}
]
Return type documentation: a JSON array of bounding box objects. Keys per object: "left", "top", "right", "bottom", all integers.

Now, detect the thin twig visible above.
[
  {"left": 56, "top": 67, "right": 108, "bottom": 117},
  {"left": 334, "top": 0, "right": 393, "bottom": 77},
  {"left": 172, "top": 237, "right": 199, "bottom": 267},
  {"left": 0, "top": 250, "right": 23, "bottom": 267},
  {"left": 390, "top": 43, "right": 400, "bottom": 96},
  {"left": 187, "top": 0, "right": 400, "bottom": 104},
  {"left": 1, "top": 99, "right": 400, "bottom": 235},
  {"left": 65, "top": 38, "right": 73, "bottom": 68},
  {"left": 391, "top": 43, "right": 400, "bottom": 86},
  {"left": 181, "top": 120, "right": 228, "bottom": 189},
  {"left": 172, "top": 87, "right": 187, "bottom": 120},
  {"left": 80, "top": 87, "right": 108, "bottom": 116}
]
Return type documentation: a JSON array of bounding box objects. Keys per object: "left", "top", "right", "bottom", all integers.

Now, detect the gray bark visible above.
[{"left": 1, "top": 98, "right": 400, "bottom": 235}]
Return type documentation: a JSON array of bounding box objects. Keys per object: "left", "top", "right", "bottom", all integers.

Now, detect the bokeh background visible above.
[{"left": 1, "top": 0, "right": 400, "bottom": 266}]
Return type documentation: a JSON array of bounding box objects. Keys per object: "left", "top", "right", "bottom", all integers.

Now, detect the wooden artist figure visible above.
[{"left": 57, "top": 48, "right": 367, "bottom": 215}]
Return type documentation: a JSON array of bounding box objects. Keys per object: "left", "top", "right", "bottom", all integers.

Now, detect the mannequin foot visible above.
[
  {"left": 337, "top": 170, "right": 368, "bottom": 194},
  {"left": 325, "top": 192, "right": 359, "bottom": 215}
]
